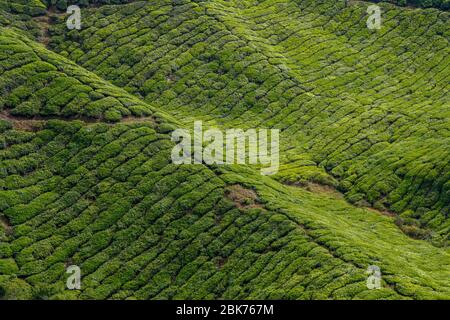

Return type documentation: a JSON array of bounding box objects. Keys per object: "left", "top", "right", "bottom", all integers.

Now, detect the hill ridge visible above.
[{"left": 44, "top": 0, "right": 449, "bottom": 236}]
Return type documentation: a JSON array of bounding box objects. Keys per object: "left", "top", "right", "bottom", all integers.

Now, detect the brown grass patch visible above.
[{"left": 225, "top": 184, "right": 263, "bottom": 209}]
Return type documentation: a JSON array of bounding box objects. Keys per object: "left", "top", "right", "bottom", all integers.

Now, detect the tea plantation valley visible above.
[{"left": 0, "top": 0, "right": 449, "bottom": 300}]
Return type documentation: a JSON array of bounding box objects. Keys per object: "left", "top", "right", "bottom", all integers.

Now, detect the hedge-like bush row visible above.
[
  {"left": 43, "top": 0, "right": 137, "bottom": 11},
  {"left": 0, "top": 28, "right": 155, "bottom": 122},
  {"left": 369, "top": 0, "right": 450, "bottom": 10},
  {"left": 47, "top": 0, "right": 449, "bottom": 235},
  {"left": 0, "top": 0, "right": 46, "bottom": 16},
  {"left": 0, "top": 0, "right": 448, "bottom": 300}
]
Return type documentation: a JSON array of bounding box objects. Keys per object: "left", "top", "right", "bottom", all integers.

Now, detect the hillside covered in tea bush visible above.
[
  {"left": 47, "top": 0, "right": 450, "bottom": 238},
  {"left": 377, "top": 0, "right": 449, "bottom": 10},
  {"left": 0, "top": 28, "right": 158, "bottom": 121},
  {"left": 0, "top": 0, "right": 449, "bottom": 300}
]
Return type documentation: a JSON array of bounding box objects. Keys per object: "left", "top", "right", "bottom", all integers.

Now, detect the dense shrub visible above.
[{"left": 0, "top": 0, "right": 448, "bottom": 301}]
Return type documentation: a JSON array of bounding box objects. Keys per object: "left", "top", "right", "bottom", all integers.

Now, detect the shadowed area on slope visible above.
[{"left": 43, "top": 0, "right": 449, "bottom": 238}]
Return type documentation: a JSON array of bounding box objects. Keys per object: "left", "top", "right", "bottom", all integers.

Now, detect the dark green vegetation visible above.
[
  {"left": 375, "top": 0, "right": 450, "bottom": 10},
  {"left": 0, "top": 1, "right": 46, "bottom": 17},
  {"left": 0, "top": 28, "right": 158, "bottom": 121},
  {"left": 0, "top": 0, "right": 449, "bottom": 300},
  {"left": 48, "top": 0, "right": 450, "bottom": 238},
  {"left": 0, "top": 120, "right": 449, "bottom": 299}
]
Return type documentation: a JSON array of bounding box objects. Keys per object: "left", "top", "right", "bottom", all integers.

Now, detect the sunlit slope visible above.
[
  {"left": 0, "top": 118, "right": 449, "bottom": 299},
  {"left": 0, "top": 0, "right": 46, "bottom": 16},
  {"left": 47, "top": 0, "right": 450, "bottom": 236},
  {"left": 0, "top": 28, "right": 161, "bottom": 122}
]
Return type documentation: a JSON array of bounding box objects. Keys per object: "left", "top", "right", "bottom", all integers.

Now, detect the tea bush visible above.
[
  {"left": 0, "top": 0, "right": 448, "bottom": 300},
  {"left": 0, "top": 28, "right": 155, "bottom": 122},
  {"left": 46, "top": 0, "right": 449, "bottom": 235}
]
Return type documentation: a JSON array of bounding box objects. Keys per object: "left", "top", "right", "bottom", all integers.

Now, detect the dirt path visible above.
[
  {"left": 0, "top": 111, "right": 46, "bottom": 131},
  {"left": 0, "top": 215, "right": 13, "bottom": 236}
]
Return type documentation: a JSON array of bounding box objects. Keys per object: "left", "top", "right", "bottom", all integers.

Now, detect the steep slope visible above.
[
  {"left": 47, "top": 0, "right": 449, "bottom": 238},
  {"left": 0, "top": 28, "right": 161, "bottom": 122},
  {"left": 0, "top": 0, "right": 449, "bottom": 301},
  {"left": 0, "top": 118, "right": 449, "bottom": 299}
]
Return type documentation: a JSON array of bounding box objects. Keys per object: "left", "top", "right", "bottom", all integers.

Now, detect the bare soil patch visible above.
[{"left": 225, "top": 184, "right": 263, "bottom": 210}]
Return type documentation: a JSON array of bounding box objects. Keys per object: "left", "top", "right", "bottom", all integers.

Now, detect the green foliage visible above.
[
  {"left": 0, "top": 0, "right": 46, "bottom": 16},
  {"left": 42, "top": 0, "right": 132, "bottom": 11},
  {"left": 368, "top": 0, "right": 450, "bottom": 10},
  {"left": 0, "top": 0, "right": 448, "bottom": 301},
  {"left": 0, "top": 258, "right": 19, "bottom": 274},
  {"left": 0, "top": 277, "right": 33, "bottom": 299},
  {"left": 0, "top": 121, "right": 448, "bottom": 300}
]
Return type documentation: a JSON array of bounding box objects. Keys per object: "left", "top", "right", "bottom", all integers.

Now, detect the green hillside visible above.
[
  {"left": 0, "top": 28, "right": 160, "bottom": 121},
  {"left": 0, "top": 0, "right": 449, "bottom": 300},
  {"left": 47, "top": 0, "right": 450, "bottom": 237}
]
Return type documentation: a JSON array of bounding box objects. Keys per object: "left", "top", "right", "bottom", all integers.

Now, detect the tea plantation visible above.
[
  {"left": 0, "top": 0, "right": 449, "bottom": 300},
  {"left": 48, "top": 0, "right": 449, "bottom": 238}
]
